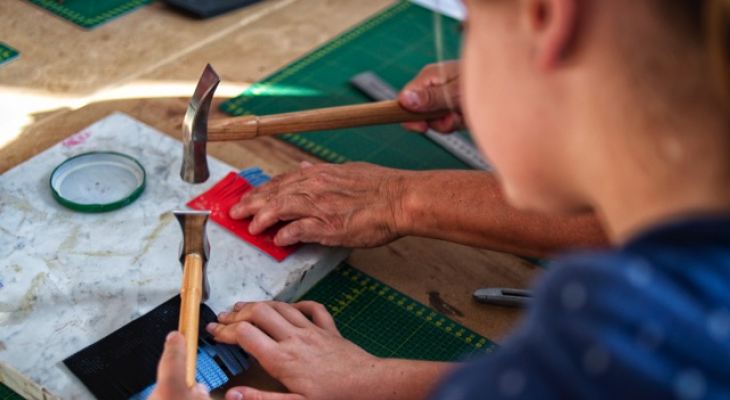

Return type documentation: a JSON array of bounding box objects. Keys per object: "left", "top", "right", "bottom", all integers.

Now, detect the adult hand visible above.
[
  {"left": 206, "top": 301, "right": 382, "bottom": 400},
  {"left": 398, "top": 60, "right": 464, "bottom": 133},
  {"left": 229, "top": 162, "right": 412, "bottom": 248},
  {"left": 148, "top": 332, "right": 212, "bottom": 400}
]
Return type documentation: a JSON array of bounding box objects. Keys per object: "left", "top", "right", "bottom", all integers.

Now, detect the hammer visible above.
[
  {"left": 181, "top": 64, "right": 449, "bottom": 183},
  {"left": 173, "top": 210, "right": 211, "bottom": 387}
]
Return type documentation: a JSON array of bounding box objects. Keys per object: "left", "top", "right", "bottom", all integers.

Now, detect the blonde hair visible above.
[
  {"left": 707, "top": 0, "right": 730, "bottom": 102},
  {"left": 650, "top": 0, "right": 730, "bottom": 108}
]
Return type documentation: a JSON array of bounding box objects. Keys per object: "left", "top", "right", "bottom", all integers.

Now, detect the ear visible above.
[{"left": 525, "top": 0, "right": 579, "bottom": 69}]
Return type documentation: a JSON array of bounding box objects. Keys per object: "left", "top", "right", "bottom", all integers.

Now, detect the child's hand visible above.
[
  {"left": 148, "top": 332, "right": 212, "bottom": 400},
  {"left": 398, "top": 60, "right": 464, "bottom": 133},
  {"left": 206, "top": 301, "right": 384, "bottom": 400}
]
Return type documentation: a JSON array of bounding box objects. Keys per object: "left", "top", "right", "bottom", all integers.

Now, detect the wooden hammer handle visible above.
[
  {"left": 178, "top": 253, "right": 203, "bottom": 388},
  {"left": 207, "top": 99, "right": 450, "bottom": 141}
]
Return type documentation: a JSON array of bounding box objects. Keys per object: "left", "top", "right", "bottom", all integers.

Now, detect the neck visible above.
[
  {"left": 598, "top": 184, "right": 730, "bottom": 245},
  {"left": 588, "top": 111, "right": 730, "bottom": 245}
]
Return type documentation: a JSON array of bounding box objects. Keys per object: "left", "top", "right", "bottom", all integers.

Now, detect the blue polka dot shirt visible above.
[{"left": 430, "top": 217, "right": 730, "bottom": 399}]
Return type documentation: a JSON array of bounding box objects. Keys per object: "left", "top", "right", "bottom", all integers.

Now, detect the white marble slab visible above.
[{"left": 0, "top": 112, "right": 349, "bottom": 400}]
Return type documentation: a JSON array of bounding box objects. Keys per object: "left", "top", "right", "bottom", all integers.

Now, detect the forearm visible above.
[
  {"left": 356, "top": 358, "right": 454, "bottom": 400},
  {"left": 395, "top": 170, "right": 608, "bottom": 258}
]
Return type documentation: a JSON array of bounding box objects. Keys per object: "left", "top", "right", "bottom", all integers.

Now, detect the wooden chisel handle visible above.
[
  {"left": 178, "top": 253, "right": 203, "bottom": 388},
  {"left": 207, "top": 99, "right": 450, "bottom": 141}
]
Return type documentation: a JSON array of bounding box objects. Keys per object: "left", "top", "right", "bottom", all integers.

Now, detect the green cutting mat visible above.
[
  {"left": 221, "top": 1, "right": 470, "bottom": 171},
  {"left": 0, "top": 43, "right": 19, "bottom": 67},
  {"left": 299, "top": 263, "right": 498, "bottom": 361},
  {"left": 0, "top": 384, "right": 22, "bottom": 400},
  {"left": 27, "top": 0, "right": 153, "bottom": 29}
]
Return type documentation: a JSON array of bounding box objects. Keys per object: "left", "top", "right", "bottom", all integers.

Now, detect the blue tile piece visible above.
[
  {"left": 196, "top": 351, "right": 228, "bottom": 389},
  {"left": 238, "top": 167, "right": 271, "bottom": 188},
  {"left": 200, "top": 339, "right": 218, "bottom": 357},
  {"left": 128, "top": 343, "right": 249, "bottom": 399},
  {"left": 212, "top": 340, "right": 251, "bottom": 375}
]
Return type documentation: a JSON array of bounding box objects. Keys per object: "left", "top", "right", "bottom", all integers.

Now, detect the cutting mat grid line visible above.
[
  {"left": 0, "top": 384, "right": 22, "bottom": 400},
  {"left": 299, "top": 263, "right": 498, "bottom": 362},
  {"left": 220, "top": 1, "right": 469, "bottom": 171}
]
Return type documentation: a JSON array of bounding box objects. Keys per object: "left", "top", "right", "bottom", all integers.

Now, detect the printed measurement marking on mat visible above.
[
  {"left": 299, "top": 263, "right": 498, "bottom": 361},
  {"left": 350, "top": 72, "right": 491, "bottom": 171}
]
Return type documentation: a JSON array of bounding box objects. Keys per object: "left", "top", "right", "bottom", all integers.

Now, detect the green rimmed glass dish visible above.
[{"left": 50, "top": 151, "right": 146, "bottom": 213}]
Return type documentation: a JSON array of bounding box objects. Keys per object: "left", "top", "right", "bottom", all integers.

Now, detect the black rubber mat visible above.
[{"left": 64, "top": 296, "right": 250, "bottom": 400}]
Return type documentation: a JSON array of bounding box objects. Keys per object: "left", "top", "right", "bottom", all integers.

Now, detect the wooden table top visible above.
[{"left": 0, "top": 0, "right": 540, "bottom": 395}]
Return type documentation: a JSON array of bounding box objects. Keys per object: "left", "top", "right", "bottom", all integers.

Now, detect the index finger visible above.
[{"left": 230, "top": 169, "right": 308, "bottom": 220}]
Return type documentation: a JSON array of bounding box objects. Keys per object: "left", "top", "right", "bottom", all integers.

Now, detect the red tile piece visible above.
[{"left": 187, "top": 172, "right": 301, "bottom": 261}]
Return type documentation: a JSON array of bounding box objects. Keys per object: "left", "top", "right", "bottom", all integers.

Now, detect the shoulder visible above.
[
  {"left": 431, "top": 252, "right": 656, "bottom": 400},
  {"left": 536, "top": 215, "right": 730, "bottom": 322},
  {"left": 539, "top": 215, "right": 730, "bottom": 315},
  {"left": 534, "top": 250, "right": 652, "bottom": 319},
  {"left": 430, "top": 218, "right": 730, "bottom": 400}
]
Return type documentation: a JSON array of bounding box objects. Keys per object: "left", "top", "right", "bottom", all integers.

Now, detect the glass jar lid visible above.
[{"left": 50, "top": 151, "right": 146, "bottom": 213}]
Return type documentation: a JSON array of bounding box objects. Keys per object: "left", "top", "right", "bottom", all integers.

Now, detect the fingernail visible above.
[
  {"left": 229, "top": 205, "right": 240, "bottom": 216},
  {"left": 227, "top": 391, "right": 243, "bottom": 400},
  {"left": 404, "top": 90, "right": 420, "bottom": 108},
  {"left": 218, "top": 312, "right": 230, "bottom": 320},
  {"left": 166, "top": 331, "right": 179, "bottom": 342},
  {"left": 234, "top": 302, "right": 247, "bottom": 311},
  {"left": 194, "top": 383, "right": 209, "bottom": 395},
  {"left": 300, "top": 161, "right": 313, "bottom": 168},
  {"left": 206, "top": 322, "right": 218, "bottom": 333}
]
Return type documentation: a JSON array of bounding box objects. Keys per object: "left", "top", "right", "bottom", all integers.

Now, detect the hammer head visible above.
[
  {"left": 173, "top": 210, "right": 211, "bottom": 301},
  {"left": 181, "top": 64, "right": 221, "bottom": 184}
]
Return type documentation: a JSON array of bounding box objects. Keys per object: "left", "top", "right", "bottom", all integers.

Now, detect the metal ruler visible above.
[{"left": 350, "top": 72, "right": 491, "bottom": 171}]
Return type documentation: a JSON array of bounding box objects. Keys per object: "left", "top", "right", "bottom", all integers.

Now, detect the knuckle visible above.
[
  {"left": 421, "top": 63, "right": 438, "bottom": 76},
  {"left": 249, "top": 391, "right": 266, "bottom": 400},
  {"left": 233, "top": 321, "right": 255, "bottom": 338},
  {"left": 422, "top": 89, "right": 436, "bottom": 108},
  {"left": 237, "top": 192, "right": 253, "bottom": 205},
  {"left": 269, "top": 174, "right": 285, "bottom": 185},
  {"left": 295, "top": 300, "right": 315, "bottom": 310},
  {"left": 265, "top": 188, "right": 279, "bottom": 202},
  {"left": 286, "top": 221, "right": 304, "bottom": 237},
  {"left": 312, "top": 302, "right": 327, "bottom": 313},
  {"left": 306, "top": 162, "right": 326, "bottom": 172},
  {"left": 326, "top": 212, "right": 346, "bottom": 230},
  {"left": 311, "top": 171, "right": 333, "bottom": 185},
  {"left": 249, "top": 302, "right": 271, "bottom": 318},
  {"left": 267, "top": 197, "right": 284, "bottom": 215},
  {"left": 307, "top": 302, "right": 328, "bottom": 316},
  {"left": 299, "top": 163, "right": 324, "bottom": 180}
]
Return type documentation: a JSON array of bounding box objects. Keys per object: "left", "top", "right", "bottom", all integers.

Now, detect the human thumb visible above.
[
  {"left": 399, "top": 80, "right": 460, "bottom": 113},
  {"left": 226, "top": 387, "right": 305, "bottom": 400}
]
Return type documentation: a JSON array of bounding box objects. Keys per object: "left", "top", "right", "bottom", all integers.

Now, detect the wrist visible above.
[
  {"left": 365, "top": 358, "right": 454, "bottom": 400},
  {"left": 385, "top": 170, "right": 419, "bottom": 238}
]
